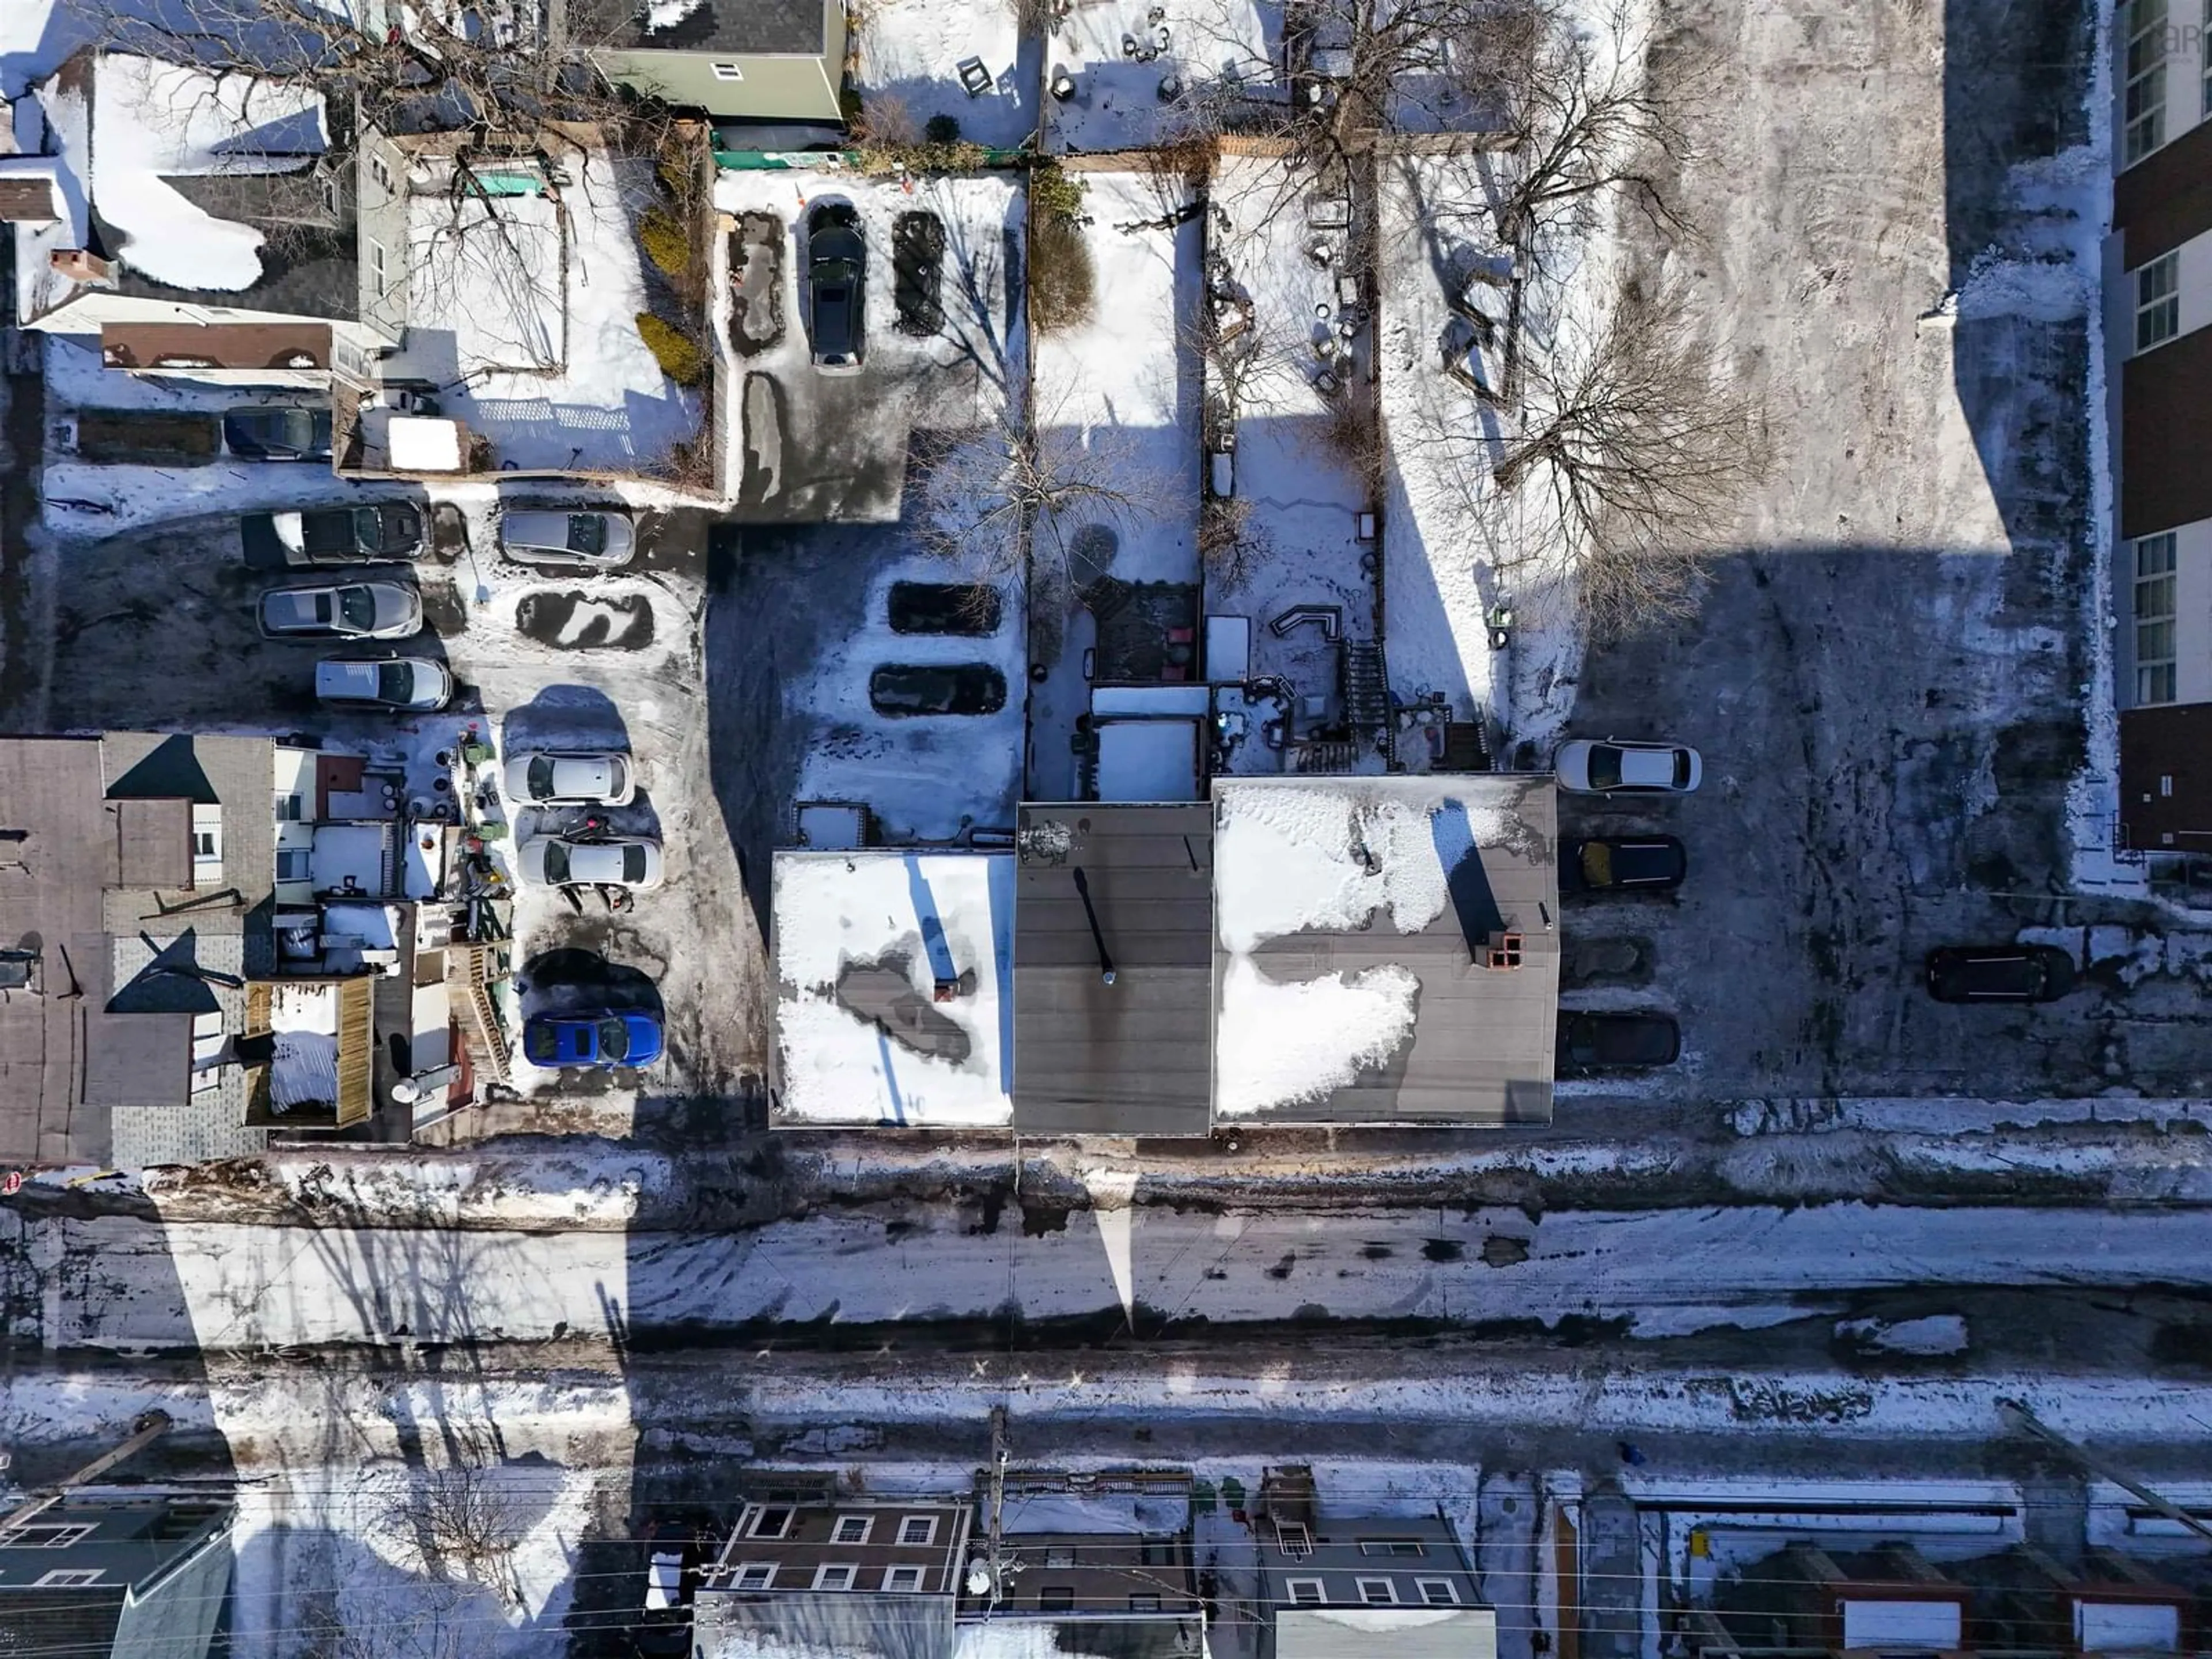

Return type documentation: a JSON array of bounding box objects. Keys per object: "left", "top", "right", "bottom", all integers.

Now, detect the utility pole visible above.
[
  {"left": 1997, "top": 1400, "right": 2212, "bottom": 1547},
  {"left": 0, "top": 1410, "right": 172, "bottom": 1533},
  {"left": 987, "top": 1404, "right": 1009, "bottom": 1611}
]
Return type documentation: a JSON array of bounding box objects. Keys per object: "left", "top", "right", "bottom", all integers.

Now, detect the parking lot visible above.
[{"left": 5, "top": 494, "right": 769, "bottom": 1122}]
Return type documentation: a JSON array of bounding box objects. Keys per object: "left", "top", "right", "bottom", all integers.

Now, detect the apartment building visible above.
[{"left": 2108, "top": 0, "right": 2212, "bottom": 851}]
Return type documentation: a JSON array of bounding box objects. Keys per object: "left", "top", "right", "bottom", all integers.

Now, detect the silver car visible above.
[
  {"left": 259, "top": 581, "right": 422, "bottom": 640},
  {"left": 502, "top": 749, "right": 637, "bottom": 806},
  {"left": 315, "top": 656, "right": 451, "bottom": 712},
  {"left": 497, "top": 509, "right": 637, "bottom": 570},
  {"left": 516, "top": 834, "right": 664, "bottom": 891}
]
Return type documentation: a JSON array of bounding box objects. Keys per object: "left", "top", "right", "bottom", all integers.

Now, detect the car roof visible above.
[{"left": 1616, "top": 748, "right": 1679, "bottom": 786}]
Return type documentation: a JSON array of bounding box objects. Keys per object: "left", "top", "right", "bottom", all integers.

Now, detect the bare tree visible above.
[
  {"left": 1486, "top": 0, "right": 1704, "bottom": 253},
  {"left": 380, "top": 1461, "right": 528, "bottom": 1608},
  {"left": 1491, "top": 276, "right": 1767, "bottom": 634},
  {"left": 912, "top": 403, "right": 1168, "bottom": 598}
]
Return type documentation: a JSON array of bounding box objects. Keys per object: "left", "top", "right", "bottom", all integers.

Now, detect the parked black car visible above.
[
  {"left": 1563, "top": 835, "right": 1687, "bottom": 893},
  {"left": 806, "top": 203, "right": 866, "bottom": 372},
  {"left": 1925, "top": 945, "right": 2076, "bottom": 1003},
  {"left": 224, "top": 406, "right": 335, "bottom": 461},
  {"left": 870, "top": 663, "right": 1007, "bottom": 716},
  {"left": 1557, "top": 1011, "right": 1681, "bottom": 1073},
  {"left": 242, "top": 503, "right": 425, "bottom": 566}
]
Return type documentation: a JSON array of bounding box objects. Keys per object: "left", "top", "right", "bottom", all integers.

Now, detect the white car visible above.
[
  {"left": 259, "top": 580, "right": 422, "bottom": 640},
  {"left": 517, "top": 833, "right": 664, "bottom": 891},
  {"left": 314, "top": 656, "right": 452, "bottom": 712},
  {"left": 503, "top": 749, "right": 637, "bottom": 806},
  {"left": 1555, "top": 738, "right": 1702, "bottom": 795},
  {"left": 497, "top": 509, "right": 636, "bottom": 570}
]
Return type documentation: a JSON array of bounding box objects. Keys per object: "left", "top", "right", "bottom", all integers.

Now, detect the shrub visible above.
[
  {"left": 639, "top": 207, "right": 691, "bottom": 278},
  {"left": 924, "top": 112, "right": 962, "bottom": 144},
  {"left": 635, "top": 312, "right": 706, "bottom": 385},
  {"left": 1029, "top": 211, "right": 1094, "bottom": 334},
  {"left": 1030, "top": 158, "right": 1086, "bottom": 224}
]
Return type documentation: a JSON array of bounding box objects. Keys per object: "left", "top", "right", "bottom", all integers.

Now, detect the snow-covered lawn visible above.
[
  {"left": 1205, "top": 152, "right": 1378, "bottom": 771},
  {"left": 1375, "top": 146, "right": 1586, "bottom": 755},
  {"left": 853, "top": 0, "right": 1040, "bottom": 149},
  {"left": 1043, "top": 0, "right": 1282, "bottom": 152},
  {"left": 382, "top": 157, "right": 702, "bottom": 474},
  {"left": 1027, "top": 167, "right": 1202, "bottom": 795}
]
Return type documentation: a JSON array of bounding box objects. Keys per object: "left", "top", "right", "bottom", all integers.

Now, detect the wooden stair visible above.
[{"left": 447, "top": 943, "right": 510, "bottom": 1084}]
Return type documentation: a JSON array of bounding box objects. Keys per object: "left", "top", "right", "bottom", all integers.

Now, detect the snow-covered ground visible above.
[
  {"left": 1375, "top": 146, "right": 1589, "bottom": 757},
  {"left": 1027, "top": 166, "right": 1203, "bottom": 796},
  {"left": 382, "top": 156, "right": 702, "bottom": 474},
  {"left": 1043, "top": 0, "right": 1282, "bottom": 152},
  {"left": 37, "top": 1200, "right": 2212, "bottom": 1351},
  {"left": 1205, "top": 152, "right": 1378, "bottom": 770},
  {"left": 853, "top": 0, "right": 1041, "bottom": 149},
  {"left": 785, "top": 553, "right": 1029, "bottom": 839}
]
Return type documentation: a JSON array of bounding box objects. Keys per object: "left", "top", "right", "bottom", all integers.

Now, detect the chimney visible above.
[{"left": 52, "top": 248, "right": 114, "bottom": 286}]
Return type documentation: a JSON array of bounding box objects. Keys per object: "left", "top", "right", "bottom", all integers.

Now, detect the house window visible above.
[
  {"left": 1359, "top": 1539, "right": 1426, "bottom": 1557},
  {"left": 832, "top": 1515, "right": 873, "bottom": 1545},
  {"left": 274, "top": 791, "right": 304, "bottom": 820},
  {"left": 2135, "top": 532, "right": 2179, "bottom": 704},
  {"left": 1357, "top": 1578, "right": 1400, "bottom": 1605},
  {"left": 34, "top": 1569, "right": 104, "bottom": 1587},
  {"left": 2137, "top": 252, "right": 2180, "bottom": 352},
  {"left": 882, "top": 1565, "right": 926, "bottom": 1592},
  {"left": 277, "top": 849, "right": 312, "bottom": 882},
  {"left": 731, "top": 1562, "right": 776, "bottom": 1590},
  {"left": 369, "top": 238, "right": 389, "bottom": 300},
  {"left": 711, "top": 60, "right": 744, "bottom": 80},
  {"left": 1416, "top": 1577, "right": 1461, "bottom": 1605},
  {"left": 370, "top": 153, "right": 393, "bottom": 193},
  {"left": 1046, "top": 1545, "right": 1077, "bottom": 1569},
  {"left": 1130, "top": 1593, "right": 1162, "bottom": 1612},
  {"left": 744, "top": 1505, "right": 796, "bottom": 1540},
  {"left": 0, "top": 1524, "right": 96, "bottom": 1548},
  {"left": 899, "top": 1515, "right": 938, "bottom": 1546},
  {"left": 1036, "top": 1586, "right": 1077, "bottom": 1613},
  {"left": 1275, "top": 1520, "right": 1313, "bottom": 1558},
  {"left": 1286, "top": 1577, "right": 1325, "bottom": 1604},
  {"left": 2126, "top": 0, "right": 2169, "bottom": 164},
  {"left": 812, "top": 1563, "right": 858, "bottom": 1591}
]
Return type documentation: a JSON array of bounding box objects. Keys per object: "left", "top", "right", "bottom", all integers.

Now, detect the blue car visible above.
[{"left": 522, "top": 1009, "right": 663, "bottom": 1070}]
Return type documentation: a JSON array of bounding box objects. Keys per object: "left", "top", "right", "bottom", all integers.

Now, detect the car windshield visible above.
[
  {"left": 524, "top": 1023, "right": 558, "bottom": 1062},
  {"left": 527, "top": 756, "right": 556, "bottom": 796},
  {"left": 543, "top": 842, "right": 571, "bottom": 884},
  {"left": 351, "top": 508, "right": 382, "bottom": 551},
  {"left": 1586, "top": 746, "right": 1623, "bottom": 789},
  {"left": 376, "top": 662, "right": 414, "bottom": 703},
  {"left": 1673, "top": 751, "right": 1694, "bottom": 787},
  {"left": 568, "top": 514, "right": 605, "bottom": 555},
  {"left": 338, "top": 588, "right": 376, "bottom": 631},
  {"left": 597, "top": 1016, "right": 629, "bottom": 1062},
  {"left": 622, "top": 845, "right": 648, "bottom": 884},
  {"left": 1580, "top": 843, "right": 1613, "bottom": 884}
]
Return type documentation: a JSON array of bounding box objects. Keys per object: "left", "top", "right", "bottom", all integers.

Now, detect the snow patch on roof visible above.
[
  {"left": 774, "top": 851, "right": 1014, "bottom": 1127},
  {"left": 1214, "top": 779, "right": 1501, "bottom": 952},
  {"left": 90, "top": 55, "right": 326, "bottom": 292},
  {"left": 1215, "top": 956, "right": 1418, "bottom": 1117}
]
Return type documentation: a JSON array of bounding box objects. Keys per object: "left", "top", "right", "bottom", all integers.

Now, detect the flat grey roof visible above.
[
  {"left": 1012, "top": 802, "right": 1214, "bottom": 1137},
  {"left": 1210, "top": 774, "right": 1558, "bottom": 1126}
]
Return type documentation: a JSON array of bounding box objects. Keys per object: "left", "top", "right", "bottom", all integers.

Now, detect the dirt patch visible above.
[
  {"left": 1480, "top": 1234, "right": 1531, "bottom": 1268},
  {"left": 516, "top": 590, "right": 656, "bottom": 651},
  {"left": 895, "top": 210, "right": 947, "bottom": 336},
  {"left": 730, "top": 212, "right": 787, "bottom": 355},
  {"left": 72, "top": 408, "right": 221, "bottom": 465}
]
